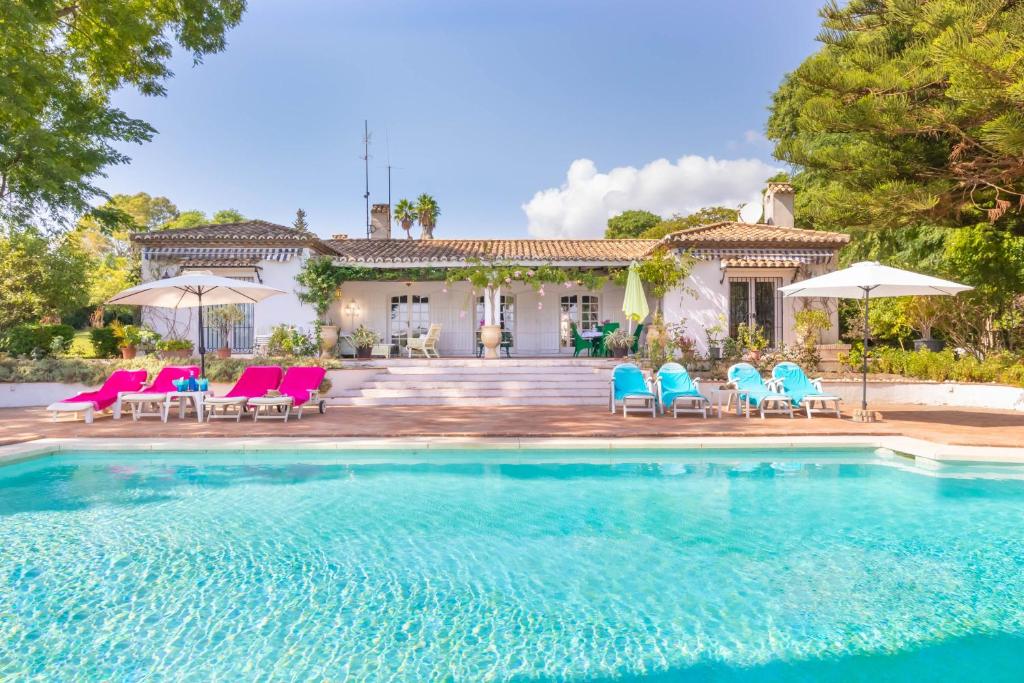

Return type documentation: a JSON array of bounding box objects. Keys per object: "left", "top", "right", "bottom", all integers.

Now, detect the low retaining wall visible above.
[
  {"left": 3, "top": 373, "right": 1023, "bottom": 412},
  {"left": 0, "top": 369, "right": 378, "bottom": 409}
]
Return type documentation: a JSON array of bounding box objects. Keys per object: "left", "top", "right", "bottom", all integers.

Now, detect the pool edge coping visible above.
[{"left": 2, "top": 435, "right": 1023, "bottom": 466}]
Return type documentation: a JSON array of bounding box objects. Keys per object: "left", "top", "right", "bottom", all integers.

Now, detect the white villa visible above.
[{"left": 133, "top": 183, "right": 849, "bottom": 357}]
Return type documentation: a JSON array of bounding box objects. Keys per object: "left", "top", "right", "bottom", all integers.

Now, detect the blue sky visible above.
[{"left": 105, "top": 0, "right": 825, "bottom": 238}]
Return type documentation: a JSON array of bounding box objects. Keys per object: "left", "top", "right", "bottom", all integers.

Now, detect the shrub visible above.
[
  {"left": 156, "top": 339, "right": 194, "bottom": 352},
  {"left": 89, "top": 327, "right": 120, "bottom": 358},
  {"left": 267, "top": 325, "right": 317, "bottom": 357},
  {"left": 839, "top": 347, "right": 1024, "bottom": 387},
  {"left": 0, "top": 324, "right": 75, "bottom": 357}
]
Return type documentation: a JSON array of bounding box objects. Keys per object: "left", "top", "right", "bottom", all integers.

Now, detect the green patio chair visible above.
[
  {"left": 592, "top": 322, "right": 619, "bottom": 357},
  {"left": 630, "top": 323, "right": 644, "bottom": 354},
  {"left": 570, "top": 322, "right": 592, "bottom": 357}
]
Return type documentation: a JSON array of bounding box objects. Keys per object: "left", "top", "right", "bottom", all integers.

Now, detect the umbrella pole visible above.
[
  {"left": 198, "top": 290, "right": 206, "bottom": 377},
  {"left": 861, "top": 288, "right": 869, "bottom": 413}
]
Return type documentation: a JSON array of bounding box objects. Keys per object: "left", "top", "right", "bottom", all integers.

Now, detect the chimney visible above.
[
  {"left": 763, "top": 182, "right": 795, "bottom": 228},
  {"left": 370, "top": 203, "right": 391, "bottom": 239}
]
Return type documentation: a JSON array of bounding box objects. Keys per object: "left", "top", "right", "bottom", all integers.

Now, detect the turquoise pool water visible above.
[{"left": 2, "top": 449, "right": 1023, "bottom": 681}]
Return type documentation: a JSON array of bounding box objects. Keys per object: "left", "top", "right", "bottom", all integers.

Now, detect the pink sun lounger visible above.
[
  {"left": 204, "top": 365, "right": 283, "bottom": 421},
  {"left": 247, "top": 366, "right": 327, "bottom": 422},
  {"left": 118, "top": 365, "right": 201, "bottom": 421},
  {"left": 46, "top": 369, "right": 148, "bottom": 423}
]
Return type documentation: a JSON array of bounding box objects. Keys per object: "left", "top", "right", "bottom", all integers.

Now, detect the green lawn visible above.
[{"left": 68, "top": 330, "right": 96, "bottom": 358}]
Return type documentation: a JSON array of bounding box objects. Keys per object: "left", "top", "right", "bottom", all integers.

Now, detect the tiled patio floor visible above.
[{"left": 1, "top": 403, "right": 1022, "bottom": 447}]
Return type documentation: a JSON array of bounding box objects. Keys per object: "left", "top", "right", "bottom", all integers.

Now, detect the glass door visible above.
[
  {"left": 728, "top": 278, "right": 781, "bottom": 346},
  {"left": 389, "top": 294, "right": 430, "bottom": 353},
  {"left": 559, "top": 294, "right": 600, "bottom": 348}
]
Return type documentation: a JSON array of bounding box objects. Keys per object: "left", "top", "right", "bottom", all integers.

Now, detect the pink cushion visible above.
[
  {"left": 224, "top": 365, "right": 283, "bottom": 399},
  {"left": 143, "top": 366, "right": 201, "bottom": 393},
  {"left": 63, "top": 369, "right": 148, "bottom": 411},
  {"left": 277, "top": 366, "right": 326, "bottom": 406}
]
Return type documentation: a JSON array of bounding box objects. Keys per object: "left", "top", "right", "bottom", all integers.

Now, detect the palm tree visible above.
[
  {"left": 393, "top": 199, "right": 417, "bottom": 239},
  {"left": 415, "top": 193, "right": 440, "bottom": 240}
]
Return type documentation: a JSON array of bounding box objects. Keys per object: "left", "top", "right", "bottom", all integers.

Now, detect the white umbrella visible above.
[
  {"left": 779, "top": 261, "right": 972, "bottom": 416},
  {"left": 107, "top": 272, "right": 286, "bottom": 375}
]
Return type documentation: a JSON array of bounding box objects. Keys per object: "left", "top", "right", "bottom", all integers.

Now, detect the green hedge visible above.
[
  {"left": 842, "top": 347, "right": 1024, "bottom": 388},
  {"left": 0, "top": 324, "right": 76, "bottom": 357},
  {"left": 0, "top": 357, "right": 343, "bottom": 390},
  {"left": 89, "top": 327, "right": 119, "bottom": 358}
]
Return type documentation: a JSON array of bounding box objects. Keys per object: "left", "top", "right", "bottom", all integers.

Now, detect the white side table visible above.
[
  {"left": 715, "top": 385, "right": 752, "bottom": 418},
  {"left": 164, "top": 390, "right": 213, "bottom": 423}
]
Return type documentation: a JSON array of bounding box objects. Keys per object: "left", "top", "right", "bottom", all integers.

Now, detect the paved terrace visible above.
[{"left": 1, "top": 404, "right": 1022, "bottom": 448}]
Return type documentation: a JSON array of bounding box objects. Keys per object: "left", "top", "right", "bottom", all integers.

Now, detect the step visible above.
[
  {"left": 328, "top": 395, "right": 608, "bottom": 406},
  {"left": 379, "top": 366, "right": 609, "bottom": 376},
  {"left": 361, "top": 380, "right": 609, "bottom": 390},
  {"left": 335, "top": 387, "right": 608, "bottom": 399}
]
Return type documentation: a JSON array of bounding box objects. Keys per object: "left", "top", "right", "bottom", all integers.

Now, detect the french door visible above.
[
  {"left": 388, "top": 294, "right": 430, "bottom": 351},
  {"left": 559, "top": 294, "right": 600, "bottom": 348},
  {"left": 728, "top": 278, "right": 782, "bottom": 347}
]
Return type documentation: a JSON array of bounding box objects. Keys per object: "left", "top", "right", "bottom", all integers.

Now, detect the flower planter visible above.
[
  {"left": 480, "top": 325, "right": 502, "bottom": 360},
  {"left": 216, "top": 347, "right": 232, "bottom": 359},
  {"left": 320, "top": 325, "right": 339, "bottom": 356},
  {"left": 913, "top": 339, "right": 945, "bottom": 352},
  {"left": 120, "top": 345, "right": 137, "bottom": 360},
  {"left": 356, "top": 346, "right": 372, "bottom": 359},
  {"left": 611, "top": 347, "right": 628, "bottom": 358}
]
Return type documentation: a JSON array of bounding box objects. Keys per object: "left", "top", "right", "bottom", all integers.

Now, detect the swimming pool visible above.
[{"left": 2, "top": 448, "right": 1023, "bottom": 681}]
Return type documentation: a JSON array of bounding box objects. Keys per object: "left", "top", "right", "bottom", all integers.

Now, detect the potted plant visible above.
[
  {"left": 296, "top": 256, "right": 346, "bottom": 355},
  {"left": 110, "top": 321, "right": 145, "bottom": 359},
  {"left": 350, "top": 325, "right": 379, "bottom": 359},
  {"left": 206, "top": 305, "right": 245, "bottom": 359},
  {"left": 705, "top": 315, "right": 726, "bottom": 360},
  {"left": 905, "top": 297, "right": 945, "bottom": 352},
  {"left": 604, "top": 328, "right": 634, "bottom": 358},
  {"left": 156, "top": 338, "right": 193, "bottom": 360}
]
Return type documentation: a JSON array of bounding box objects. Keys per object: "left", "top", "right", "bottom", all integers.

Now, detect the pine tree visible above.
[
  {"left": 293, "top": 208, "right": 310, "bottom": 232},
  {"left": 767, "top": 0, "right": 1024, "bottom": 235}
]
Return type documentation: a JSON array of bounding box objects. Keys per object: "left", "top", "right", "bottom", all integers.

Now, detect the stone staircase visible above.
[{"left": 330, "top": 358, "right": 616, "bottom": 406}]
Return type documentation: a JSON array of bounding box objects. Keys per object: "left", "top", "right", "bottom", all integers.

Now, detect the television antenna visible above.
[
  {"left": 361, "top": 120, "right": 372, "bottom": 238},
  {"left": 738, "top": 201, "right": 763, "bottom": 224}
]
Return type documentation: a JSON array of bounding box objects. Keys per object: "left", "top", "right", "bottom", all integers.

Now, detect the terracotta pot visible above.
[
  {"left": 480, "top": 324, "right": 502, "bottom": 359},
  {"left": 611, "top": 347, "right": 628, "bottom": 358},
  {"left": 216, "top": 347, "right": 232, "bottom": 359},
  {"left": 356, "top": 345, "right": 372, "bottom": 359},
  {"left": 120, "top": 346, "right": 137, "bottom": 360},
  {"left": 320, "top": 325, "right": 339, "bottom": 355},
  {"left": 158, "top": 349, "right": 190, "bottom": 360}
]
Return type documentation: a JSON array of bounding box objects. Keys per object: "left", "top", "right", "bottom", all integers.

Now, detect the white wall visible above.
[
  {"left": 663, "top": 259, "right": 841, "bottom": 354},
  {"left": 141, "top": 252, "right": 319, "bottom": 348},
  {"left": 330, "top": 280, "right": 655, "bottom": 356}
]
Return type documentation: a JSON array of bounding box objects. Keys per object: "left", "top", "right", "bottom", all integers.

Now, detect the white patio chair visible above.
[{"left": 407, "top": 324, "right": 442, "bottom": 358}]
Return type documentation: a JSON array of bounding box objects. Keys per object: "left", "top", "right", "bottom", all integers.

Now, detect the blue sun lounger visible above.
[
  {"left": 772, "top": 362, "right": 842, "bottom": 418},
  {"left": 655, "top": 363, "right": 708, "bottom": 418},
  {"left": 726, "top": 362, "right": 793, "bottom": 418},
  {"left": 609, "top": 363, "right": 657, "bottom": 417}
]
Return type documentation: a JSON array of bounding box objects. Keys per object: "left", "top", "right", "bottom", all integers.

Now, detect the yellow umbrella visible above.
[{"left": 622, "top": 262, "right": 649, "bottom": 332}]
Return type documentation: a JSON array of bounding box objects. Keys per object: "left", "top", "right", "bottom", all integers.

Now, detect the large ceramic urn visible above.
[
  {"left": 480, "top": 324, "right": 502, "bottom": 360},
  {"left": 320, "top": 325, "right": 339, "bottom": 356}
]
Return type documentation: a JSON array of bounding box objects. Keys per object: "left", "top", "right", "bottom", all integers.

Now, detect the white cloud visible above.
[{"left": 523, "top": 155, "right": 781, "bottom": 238}]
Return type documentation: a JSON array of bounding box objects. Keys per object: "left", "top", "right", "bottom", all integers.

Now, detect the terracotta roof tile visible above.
[
  {"left": 325, "top": 239, "right": 659, "bottom": 264},
  {"left": 661, "top": 222, "right": 849, "bottom": 249},
  {"left": 132, "top": 221, "right": 335, "bottom": 254}
]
